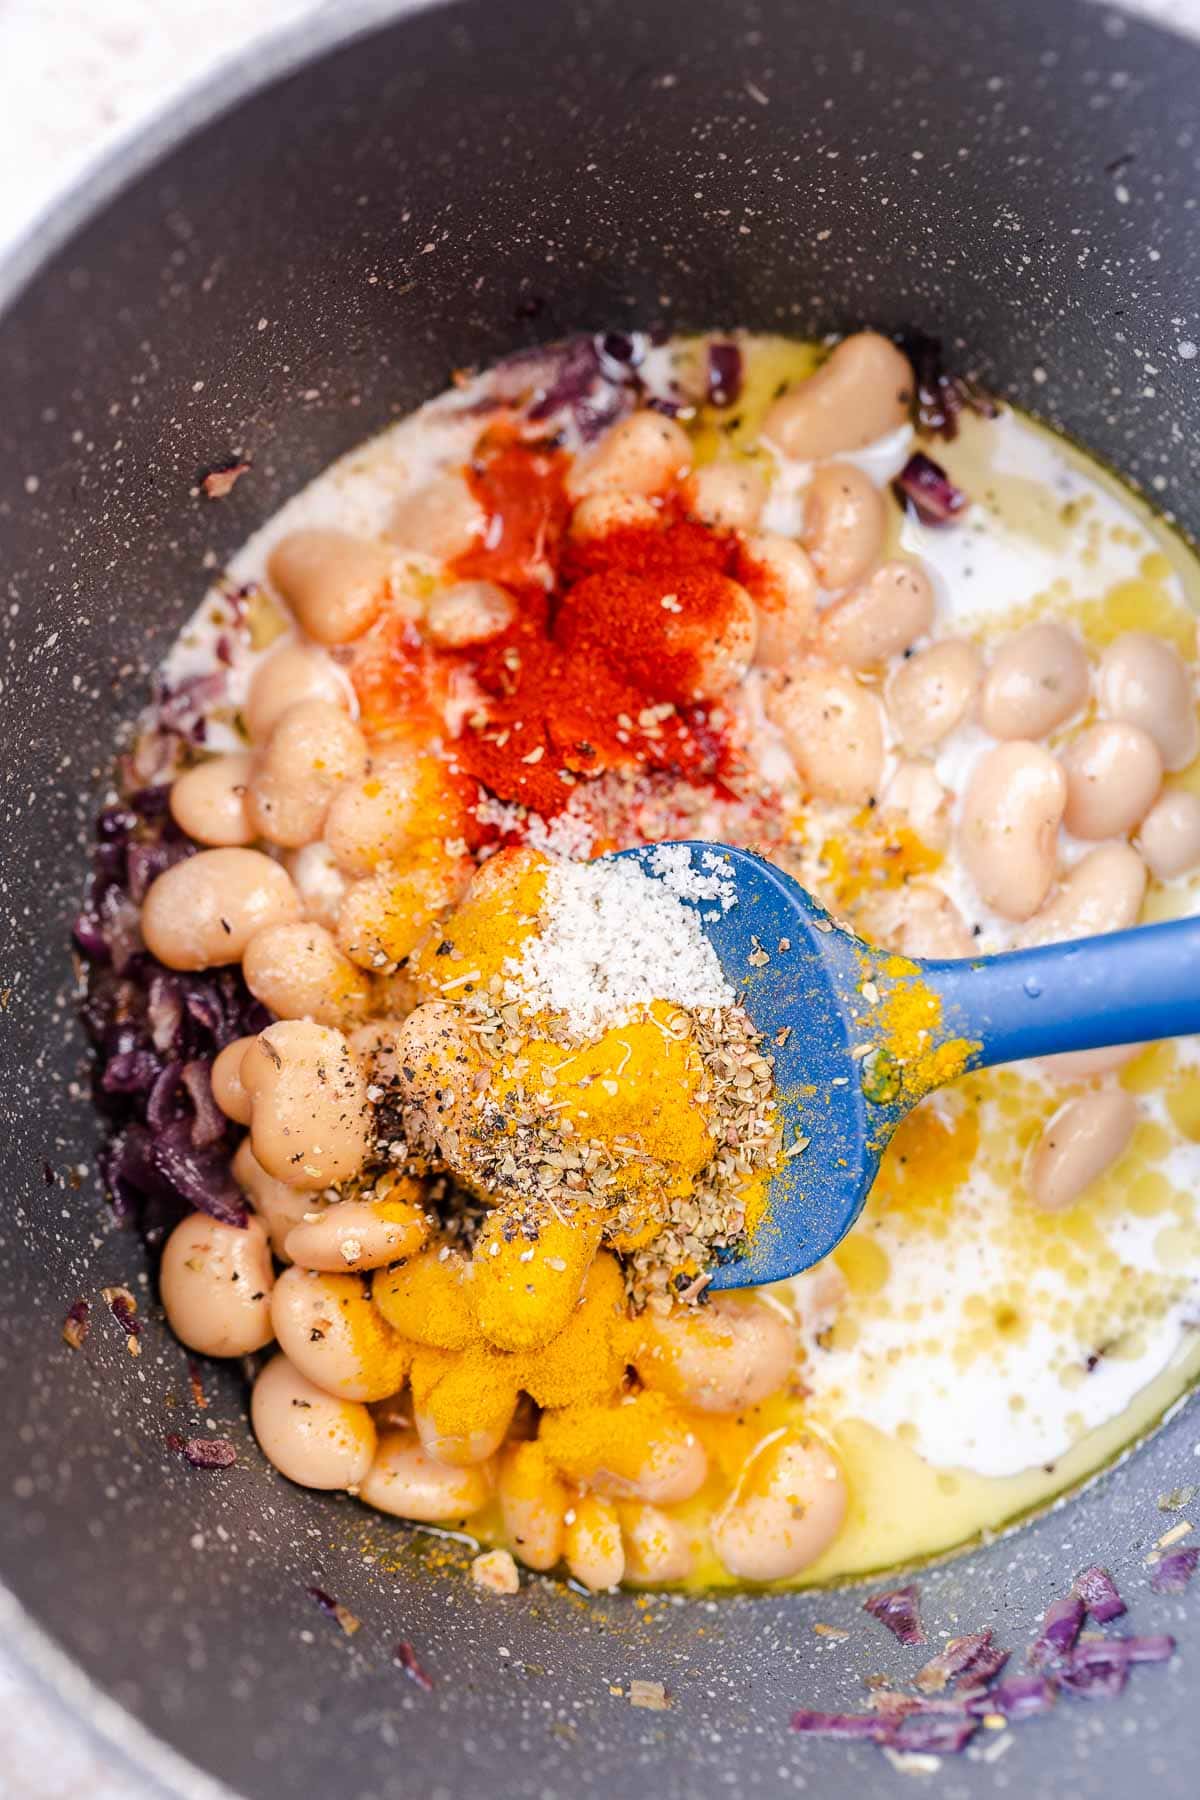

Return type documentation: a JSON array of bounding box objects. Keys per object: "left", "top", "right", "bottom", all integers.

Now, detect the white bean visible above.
[
  {"left": 497, "top": 1441, "right": 568, "bottom": 1573},
  {"left": 211, "top": 1035, "right": 256, "bottom": 1125},
  {"left": 169, "top": 753, "right": 254, "bottom": 847},
  {"left": 818, "top": 561, "right": 935, "bottom": 668},
  {"left": 389, "top": 472, "right": 486, "bottom": 561},
  {"left": 684, "top": 459, "right": 768, "bottom": 531},
  {"left": 240, "top": 1020, "right": 370, "bottom": 1189},
  {"left": 801, "top": 462, "right": 887, "bottom": 591},
  {"left": 246, "top": 700, "right": 368, "bottom": 850},
  {"left": 978, "top": 622, "right": 1090, "bottom": 741},
  {"left": 568, "top": 492, "right": 661, "bottom": 542},
  {"left": 856, "top": 882, "right": 977, "bottom": 960},
  {"left": 1098, "top": 632, "right": 1198, "bottom": 772},
  {"left": 284, "top": 1192, "right": 428, "bottom": 1273},
  {"left": 267, "top": 530, "right": 393, "bottom": 646},
  {"left": 879, "top": 760, "right": 952, "bottom": 850},
  {"left": 959, "top": 741, "right": 1067, "bottom": 921},
  {"left": 1038, "top": 1043, "right": 1144, "bottom": 1084},
  {"left": 632, "top": 1296, "right": 794, "bottom": 1413},
  {"left": 1060, "top": 721, "right": 1162, "bottom": 839},
  {"left": 251, "top": 1354, "right": 377, "bottom": 1490},
  {"left": 245, "top": 640, "right": 354, "bottom": 743},
  {"left": 739, "top": 533, "right": 818, "bottom": 667},
  {"left": 232, "top": 1138, "right": 317, "bottom": 1260},
  {"left": 242, "top": 921, "right": 370, "bottom": 1027},
  {"left": 424, "top": 579, "right": 514, "bottom": 649},
  {"left": 1029, "top": 1090, "right": 1138, "bottom": 1211},
  {"left": 762, "top": 333, "right": 914, "bottom": 461},
  {"left": 620, "top": 1503, "right": 694, "bottom": 1586},
  {"left": 886, "top": 638, "right": 981, "bottom": 752},
  {"left": 765, "top": 663, "right": 886, "bottom": 806},
  {"left": 322, "top": 752, "right": 428, "bottom": 877},
  {"left": 141, "top": 848, "right": 301, "bottom": 970},
  {"left": 270, "top": 1266, "right": 412, "bottom": 1402},
  {"left": 563, "top": 1494, "right": 625, "bottom": 1591},
  {"left": 678, "top": 579, "right": 758, "bottom": 700},
  {"left": 159, "top": 1211, "right": 275, "bottom": 1358},
  {"left": 566, "top": 410, "right": 692, "bottom": 501},
  {"left": 710, "top": 1430, "right": 847, "bottom": 1582},
  {"left": 360, "top": 1429, "right": 493, "bottom": 1521},
  {"left": 1015, "top": 843, "right": 1146, "bottom": 947},
  {"left": 1139, "top": 788, "right": 1200, "bottom": 880},
  {"left": 284, "top": 841, "right": 349, "bottom": 931}
]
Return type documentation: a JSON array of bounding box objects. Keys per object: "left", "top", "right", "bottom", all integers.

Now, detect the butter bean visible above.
[
  {"left": 711, "top": 1430, "right": 847, "bottom": 1582},
  {"left": 801, "top": 463, "right": 887, "bottom": 591},
  {"left": 160, "top": 1211, "right": 275, "bottom": 1358},
  {"left": 563, "top": 1494, "right": 625, "bottom": 1591},
  {"left": 887, "top": 637, "right": 981, "bottom": 752},
  {"left": 211, "top": 1036, "right": 256, "bottom": 1125},
  {"left": 240, "top": 1020, "right": 370, "bottom": 1189},
  {"left": 246, "top": 700, "right": 368, "bottom": 849},
  {"left": 424, "top": 579, "right": 514, "bottom": 649},
  {"left": 389, "top": 472, "right": 486, "bottom": 562},
  {"left": 856, "top": 881, "right": 976, "bottom": 960},
  {"left": 979, "top": 622, "right": 1089, "bottom": 741},
  {"left": 684, "top": 459, "right": 768, "bottom": 531},
  {"left": 1139, "top": 788, "right": 1200, "bottom": 880},
  {"left": 141, "top": 848, "right": 301, "bottom": 970},
  {"left": 1038, "top": 1043, "right": 1144, "bottom": 1084},
  {"left": 267, "top": 529, "right": 393, "bottom": 646},
  {"left": 169, "top": 753, "right": 254, "bottom": 847},
  {"left": 1029, "top": 1090, "right": 1138, "bottom": 1211},
  {"left": 284, "top": 841, "right": 348, "bottom": 931},
  {"left": 245, "top": 640, "right": 354, "bottom": 743},
  {"left": 284, "top": 1193, "right": 428, "bottom": 1274},
  {"left": 497, "top": 1440, "right": 568, "bottom": 1573},
  {"left": 360, "top": 1429, "right": 493, "bottom": 1521},
  {"left": 322, "top": 752, "right": 429, "bottom": 877},
  {"left": 632, "top": 1295, "right": 794, "bottom": 1414},
  {"left": 1060, "top": 720, "right": 1162, "bottom": 840},
  {"left": 819, "top": 561, "right": 934, "bottom": 668},
  {"left": 568, "top": 492, "right": 661, "bottom": 542},
  {"left": 251, "top": 1354, "right": 377, "bottom": 1490},
  {"left": 620, "top": 1503, "right": 694, "bottom": 1586},
  {"left": 739, "top": 533, "right": 819, "bottom": 667},
  {"left": 232, "top": 1138, "right": 317, "bottom": 1260},
  {"left": 270, "top": 1266, "right": 412, "bottom": 1402},
  {"left": 765, "top": 663, "right": 885, "bottom": 806},
  {"left": 1016, "top": 843, "right": 1147, "bottom": 948},
  {"left": 763, "top": 333, "right": 914, "bottom": 461},
  {"left": 1098, "top": 632, "right": 1198, "bottom": 772},
  {"left": 959, "top": 741, "right": 1067, "bottom": 921},
  {"left": 242, "top": 920, "right": 371, "bottom": 1027},
  {"left": 879, "top": 760, "right": 953, "bottom": 851},
  {"left": 566, "top": 410, "right": 691, "bottom": 501}
]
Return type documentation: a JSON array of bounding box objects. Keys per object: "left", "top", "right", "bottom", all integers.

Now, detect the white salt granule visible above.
[
  {"left": 503, "top": 855, "right": 734, "bottom": 1036},
  {"left": 647, "top": 843, "right": 738, "bottom": 911}
]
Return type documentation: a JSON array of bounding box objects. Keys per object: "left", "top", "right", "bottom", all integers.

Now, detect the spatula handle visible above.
[{"left": 924, "top": 914, "right": 1200, "bottom": 1070}]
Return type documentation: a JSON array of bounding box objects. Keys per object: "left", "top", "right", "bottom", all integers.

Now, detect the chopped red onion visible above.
[
  {"left": 1057, "top": 1640, "right": 1130, "bottom": 1701},
  {"left": 707, "top": 342, "right": 743, "bottom": 408},
  {"left": 890, "top": 1711, "right": 978, "bottom": 1755},
  {"left": 62, "top": 1298, "right": 90, "bottom": 1350},
  {"left": 967, "top": 1674, "right": 1058, "bottom": 1720},
  {"left": 864, "top": 1583, "right": 925, "bottom": 1645},
  {"left": 892, "top": 452, "right": 969, "bottom": 527},
  {"left": 902, "top": 331, "right": 998, "bottom": 440},
  {"left": 1120, "top": 1634, "right": 1176, "bottom": 1663},
  {"left": 1073, "top": 1565, "right": 1126, "bottom": 1624},
  {"left": 395, "top": 1640, "right": 435, "bottom": 1691},
  {"left": 307, "top": 1586, "right": 362, "bottom": 1636},
  {"left": 166, "top": 1433, "right": 236, "bottom": 1469},
  {"left": 953, "top": 1641, "right": 1010, "bottom": 1692},
  {"left": 1151, "top": 1547, "right": 1199, "bottom": 1594},
  {"left": 1027, "top": 1593, "right": 1085, "bottom": 1669},
  {"left": 915, "top": 1630, "right": 993, "bottom": 1692},
  {"left": 103, "top": 1286, "right": 142, "bottom": 1341}
]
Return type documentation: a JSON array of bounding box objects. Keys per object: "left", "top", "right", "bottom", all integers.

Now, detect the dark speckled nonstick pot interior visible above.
[{"left": 3, "top": 1, "right": 1200, "bottom": 1794}]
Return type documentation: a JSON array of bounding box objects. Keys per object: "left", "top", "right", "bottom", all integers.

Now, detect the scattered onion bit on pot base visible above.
[
  {"left": 306, "top": 1586, "right": 362, "bottom": 1637},
  {"left": 862, "top": 1584, "right": 925, "bottom": 1646},
  {"left": 61, "top": 1298, "right": 90, "bottom": 1349},
  {"left": 395, "top": 1640, "right": 435, "bottom": 1692},
  {"left": 792, "top": 1567, "right": 1182, "bottom": 1762},
  {"left": 165, "top": 1433, "right": 237, "bottom": 1470},
  {"left": 102, "top": 1284, "right": 143, "bottom": 1355}
]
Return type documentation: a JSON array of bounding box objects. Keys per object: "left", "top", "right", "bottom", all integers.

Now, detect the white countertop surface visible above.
[{"left": 1, "top": 0, "right": 1198, "bottom": 1795}]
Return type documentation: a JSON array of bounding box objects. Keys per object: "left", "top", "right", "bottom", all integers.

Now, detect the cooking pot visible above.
[{"left": 2, "top": 1, "right": 1199, "bottom": 1794}]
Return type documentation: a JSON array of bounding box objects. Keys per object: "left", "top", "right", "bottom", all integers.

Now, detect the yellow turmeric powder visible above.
[
  {"left": 471, "top": 1205, "right": 602, "bottom": 1352},
  {"left": 373, "top": 1249, "right": 480, "bottom": 1349},
  {"left": 538, "top": 1389, "right": 696, "bottom": 1493}
]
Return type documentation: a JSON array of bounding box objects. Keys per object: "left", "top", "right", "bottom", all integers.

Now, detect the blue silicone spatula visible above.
[{"left": 619, "top": 840, "right": 1200, "bottom": 1289}]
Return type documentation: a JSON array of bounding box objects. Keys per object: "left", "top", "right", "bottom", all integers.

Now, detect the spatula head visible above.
[{"left": 618, "top": 842, "right": 907, "bottom": 1288}]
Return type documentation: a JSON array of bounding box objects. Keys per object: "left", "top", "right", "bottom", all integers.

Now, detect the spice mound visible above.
[{"left": 388, "top": 847, "right": 782, "bottom": 1316}]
